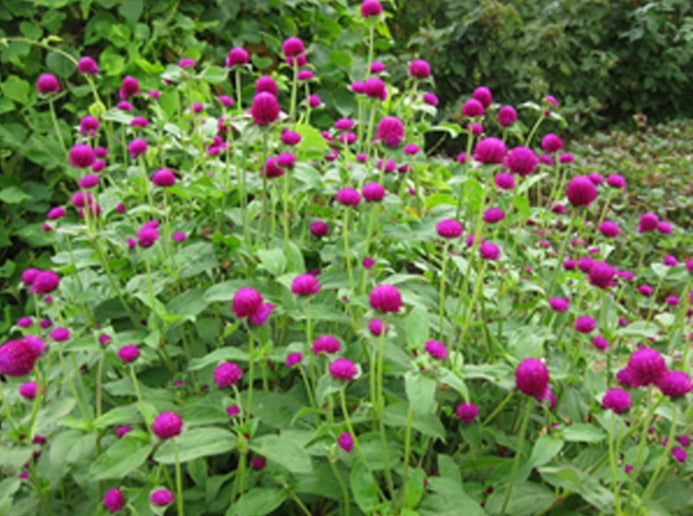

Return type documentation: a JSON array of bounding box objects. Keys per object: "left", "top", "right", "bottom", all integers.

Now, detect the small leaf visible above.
[
  {"left": 154, "top": 428, "right": 236, "bottom": 464},
  {"left": 350, "top": 462, "right": 380, "bottom": 514},
  {"left": 0, "top": 186, "right": 31, "bottom": 204},
  {"left": 188, "top": 348, "right": 249, "bottom": 371},
  {"left": 90, "top": 436, "right": 151, "bottom": 479},
  {"left": 562, "top": 424, "right": 606, "bottom": 443},
  {"left": 405, "top": 371, "right": 437, "bottom": 417},
  {"left": 257, "top": 248, "right": 286, "bottom": 276},
  {"left": 529, "top": 435, "right": 564, "bottom": 468},
  {"left": 406, "top": 305, "right": 430, "bottom": 350},
  {"left": 226, "top": 487, "right": 287, "bottom": 516},
  {"left": 250, "top": 434, "right": 312, "bottom": 474}
]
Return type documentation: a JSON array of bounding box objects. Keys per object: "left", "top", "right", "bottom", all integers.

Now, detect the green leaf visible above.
[
  {"left": 350, "top": 462, "right": 380, "bottom": 514},
  {"left": 118, "top": 0, "right": 143, "bottom": 24},
  {"left": 199, "top": 66, "right": 228, "bottom": 84},
  {"left": 204, "top": 280, "right": 249, "bottom": 303},
  {"left": 188, "top": 347, "right": 249, "bottom": 371},
  {"left": 485, "top": 481, "right": 556, "bottom": 516},
  {"left": 167, "top": 289, "right": 208, "bottom": 319},
  {"left": 403, "top": 467, "right": 426, "bottom": 509},
  {"left": 419, "top": 477, "right": 484, "bottom": 516},
  {"left": 295, "top": 123, "right": 331, "bottom": 160},
  {"left": 154, "top": 428, "right": 236, "bottom": 464},
  {"left": 406, "top": 305, "right": 430, "bottom": 350},
  {"left": 405, "top": 371, "right": 437, "bottom": 416},
  {"left": 257, "top": 248, "right": 286, "bottom": 276},
  {"left": 90, "top": 436, "right": 151, "bottom": 480},
  {"left": 562, "top": 424, "right": 606, "bottom": 443},
  {"left": 529, "top": 435, "right": 563, "bottom": 468},
  {"left": 94, "top": 403, "right": 142, "bottom": 429},
  {"left": 1, "top": 75, "right": 31, "bottom": 105},
  {"left": 540, "top": 465, "right": 614, "bottom": 512},
  {"left": 384, "top": 402, "right": 445, "bottom": 441},
  {"left": 250, "top": 434, "right": 313, "bottom": 474},
  {"left": 0, "top": 186, "right": 32, "bottom": 204},
  {"left": 226, "top": 487, "right": 287, "bottom": 516},
  {"left": 46, "top": 51, "right": 75, "bottom": 78}
]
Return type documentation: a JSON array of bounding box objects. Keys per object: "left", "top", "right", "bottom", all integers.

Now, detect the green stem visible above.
[
  {"left": 329, "top": 457, "right": 350, "bottom": 516},
  {"left": 641, "top": 404, "right": 678, "bottom": 505},
  {"left": 438, "top": 241, "right": 450, "bottom": 336},
  {"left": 500, "top": 398, "right": 533, "bottom": 516},
  {"left": 246, "top": 330, "right": 256, "bottom": 420},
  {"left": 400, "top": 403, "right": 414, "bottom": 511},
  {"left": 343, "top": 208, "right": 355, "bottom": 291},
  {"left": 547, "top": 207, "right": 579, "bottom": 297},
  {"left": 130, "top": 365, "right": 151, "bottom": 432},
  {"left": 375, "top": 323, "right": 395, "bottom": 498},
  {"left": 173, "top": 439, "right": 186, "bottom": 516},
  {"left": 48, "top": 97, "right": 66, "bottom": 155},
  {"left": 0, "top": 380, "right": 17, "bottom": 430}
]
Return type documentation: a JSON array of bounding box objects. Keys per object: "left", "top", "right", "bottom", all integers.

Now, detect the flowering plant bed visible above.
[{"left": 1, "top": 2, "right": 691, "bottom": 515}]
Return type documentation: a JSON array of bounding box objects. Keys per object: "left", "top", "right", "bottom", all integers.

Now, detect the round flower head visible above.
[
  {"left": 47, "top": 206, "right": 66, "bottom": 220},
  {"left": 663, "top": 255, "right": 678, "bottom": 267},
  {"left": 114, "top": 426, "right": 132, "bottom": 439},
  {"left": 606, "top": 174, "right": 626, "bottom": 188},
  {"left": 282, "top": 37, "right": 305, "bottom": 57},
  {"left": 515, "top": 358, "right": 550, "bottom": 397},
  {"left": 364, "top": 77, "right": 386, "bottom": 100},
  {"left": 409, "top": 59, "right": 431, "bottom": 78},
  {"left": 495, "top": 172, "right": 516, "bottom": 190},
  {"left": 19, "top": 381, "right": 38, "bottom": 400},
  {"left": 480, "top": 242, "right": 500, "bottom": 261},
  {"left": 179, "top": 58, "right": 195, "bottom": 69},
  {"left": 588, "top": 173, "right": 603, "bottom": 185},
  {"left": 79, "top": 175, "right": 99, "bottom": 189},
  {"left": 78, "top": 56, "right": 99, "bottom": 74},
  {"left": 152, "top": 169, "right": 176, "bottom": 187},
  {"left": 370, "top": 60, "right": 386, "bottom": 73},
  {"left": 473, "top": 137, "right": 507, "bottom": 164},
  {"left": 362, "top": 182, "right": 386, "bottom": 202},
  {"left": 338, "top": 432, "right": 354, "bottom": 452},
  {"left": 255, "top": 75, "right": 279, "bottom": 95},
  {"left": 119, "top": 76, "right": 140, "bottom": 99},
  {"left": 376, "top": 116, "right": 404, "bottom": 147},
  {"left": 497, "top": 105, "right": 517, "bottom": 126},
  {"left": 592, "top": 335, "right": 609, "bottom": 350},
  {"left": 136, "top": 226, "right": 160, "bottom": 248},
  {"left": 577, "top": 256, "right": 594, "bottom": 272},
  {"left": 334, "top": 118, "right": 355, "bottom": 131},
  {"left": 627, "top": 347, "right": 667, "bottom": 387},
  {"left": 602, "top": 388, "right": 632, "bottom": 413},
  {"left": 424, "top": 340, "right": 448, "bottom": 360},
  {"left": 657, "top": 221, "right": 672, "bottom": 234},
  {"left": 214, "top": 362, "right": 243, "bottom": 388},
  {"left": 226, "top": 47, "right": 250, "bottom": 67},
  {"left": 281, "top": 130, "right": 301, "bottom": 145},
  {"left": 574, "top": 315, "right": 596, "bottom": 334},
  {"left": 291, "top": 274, "right": 321, "bottom": 296},
  {"left": 506, "top": 146, "right": 538, "bottom": 177},
  {"left": 103, "top": 487, "right": 124, "bottom": 513},
  {"left": 588, "top": 261, "right": 616, "bottom": 289},
  {"left": 566, "top": 176, "right": 597, "bottom": 206},
  {"left": 462, "top": 98, "right": 484, "bottom": 118},
  {"left": 118, "top": 345, "right": 139, "bottom": 363},
  {"left": 456, "top": 402, "right": 479, "bottom": 424},
  {"left": 639, "top": 212, "right": 659, "bottom": 232},
  {"left": 368, "top": 319, "right": 388, "bottom": 336},
  {"left": 312, "top": 335, "right": 341, "bottom": 355},
  {"left": 472, "top": 86, "right": 492, "bottom": 107},
  {"left": 260, "top": 158, "right": 283, "bottom": 178},
  {"left": 17, "top": 317, "right": 32, "bottom": 328},
  {"left": 150, "top": 489, "right": 174, "bottom": 507},
  {"left": 599, "top": 220, "right": 620, "bottom": 238},
  {"left": 37, "top": 74, "right": 60, "bottom": 94},
  {"left": 286, "top": 352, "right": 303, "bottom": 368},
  {"left": 335, "top": 188, "right": 361, "bottom": 206},
  {"left": 79, "top": 115, "right": 100, "bottom": 136},
  {"left": 310, "top": 220, "right": 329, "bottom": 237},
  {"left": 251, "top": 92, "right": 280, "bottom": 125},
  {"left": 671, "top": 447, "right": 687, "bottom": 463},
  {"left": 127, "top": 138, "right": 148, "bottom": 158},
  {"left": 69, "top": 144, "right": 96, "bottom": 169},
  {"left": 31, "top": 270, "right": 60, "bottom": 294},
  {"left": 483, "top": 208, "right": 505, "bottom": 223},
  {"left": 308, "top": 94, "right": 322, "bottom": 107},
  {"left": 404, "top": 143, "right": 420, "bottom": 155},
  {"left": 369, "top": 284, "right": 402, "bottom": 313},
  {"left": 152, "top": 411, "right": 183, "bottom": 439},
  {"left": 549, "top": 297, "right": 569, "bottom": 312},
  {"left": 422, "top": 92, "right": 438, "bottom": 106},
  {"left": 48, "top": 327, "right": 70, "bottom": 342},
  {"left": 249, "top": 303, "right": 274, "bottom": 326},
  {"left": 436, "top": 219, "right": 463, "bottom": 238},
  {"left": 360, "top": 0, "right": 383, "bottom": 17},
  {"left": 172, "top": 232, "right": 186, "bottom": 243},
  {"left": 232, "top": 287, "right": 263, "bottom": 318},
  {"left": 657, "top": 371, "right": 692, "bottom": 399},
  {"left": 329, "top": 358, "right": 357, "bottom": 380},
  {"left": 541, "top": 133, "right": 564, "bottom": 153}
]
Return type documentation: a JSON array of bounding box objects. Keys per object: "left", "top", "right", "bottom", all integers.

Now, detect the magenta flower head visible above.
[
  {"left": 497, "top": 105, "right": 517, "bottom": 126},
  {"left": 627, "top": 347, "right": 668, "bottom": 387},
  {"left": 549, "top": 297, "right": 569, "bottom": 312},
  {"left": 119, "top": 76, "right": 140, "bottom": 99},
  {"left": 566, "top": 176, "right": 597, "bottom": 207},
  {"left": 37, "top": 73, "right": 60, "bottom": 94},
  {"left": 473, "top": 137, "right": 507, "bottom": 164},
  {"left": 17, "top": 317, "right": 33, "bottom": 328},
  {"left": 606, "top": 174, "right": 626, "bottom": 189},
  {"left": 282, "top": 37, "right": 305, "bottom": 57},
  {"left": 179, "top": 58, "right": 195, "bottom": 69},
  {"left": 376, "top": 116, "right": 404, "bottom": 147},
  {"left": 297, "top": 69, "right": 314, "bottom": 81},
  {"left": 312, "top": 335, "right": 341, "bottom": 355},
  {"left": 541, "top": 133, "right": 564, "bottom": 153},
  {"left": 638, "top": 212, "right": 659, "bottom": 232},
  {"left": 136, "top": 226, "right": 160, "bottom": 248},
  {"left": 409, "top": 59, "right": 431, "bottom": 78},
  {"left": 127, "top": 138, "right": 148, "bottom": 158},
  {"left": 214, "top": 362, "right": 243, "bottom": 388},
  {"left": 50, "top": 327, "right": 70, "bottom": 341},
  {"left": 506, "top": 146, "right": 538, "bottom": 177},
  {"left": 31, "top": 270, "right": 60, "bottom": 294},
  {"left": 671, "top": 447, "right": 687, "bottom": 463},
  {"left": 658, "top": 221, "right": 672, "bottom": 234},
  {"left": 599, "top": 221, "right": 620, "bottom": 238},
  {"left": 425, "top": 340, "right": 448, "bottom": 360},
  {"left": 422, "top": 92, "right": 438, "bottom": 106},
  {"left": 456, "top": 402, "right": 480, "bottom": 424},
  {"left": 472, "top": 86, "right": 492, "bottom": 108},
  {"left": 250, "top": 303, "right": 274, "bottom": 327},
  {"left": 310, "top": 220, "right": 329, "bottom": 237},
  {"left": 592, "top": 335, "right": 609, "bottom": 350},
  {"left": 335, "top": 187, "right": 361, "bottom": 206},
  {"left": 588, "top": 173, "right": 603, "bottom": 185},
  {"left": 362, "top": 182, "right": 386, "bottom": 202},
  {"left": 150, "top": 489, "right": 174, "bottom": 507},
  {"left": 515, "top": 358, "right": 550, "bottom": 397},
  {"left": 329, "top": 358, "right": 358, "bottom": 381},
  {"left": 47, "top": 206, "right": 66, "bottom": 220},
  {"left": 483, "top": 208, "right": 505, "bottom": 224},
  {"left": 657, "top": 371, "right": 692, "bottom": 399},
  {"left": 255, "top": 75, "right": 279, "bottom": 96},
  {"left": 281, "top": 130, "right": 301, "bottom": 145},
  {"left": 364, "top": 77, "right": 386, "bottom": 100},
  {"left": 78, "top": 56, "right": 99, "bottom": 74},
  {"left": 588, "top": 261, "right": 616, "bottom": 289},
  {"left": 360, "top": 0, "right": 383, "bottom": 17},
  {"left": 495, "top": 172, "right": 516, "bottom": 190},
  {"left": 226, "top": 47, "right": 250, "bottom": 67},
  {"left": 118, "top": 345, "right": 139, "bottom": 363},
  {"left": 151, "top": 169, "right": 176, "bottom": 187},
  {"left": 369, "top": 284, "right": 403, "bottom": 313},
  {"left": 574, "top": 315, "right": 596, "bottom": 334},
  {"left": 291, "top": 274, "right": 321, "bottom": 296},
  {"left": 69, "top": 144, "right": 96, "bottom": 169},
  {"left": 368, "top": 319, "right": 388, "bottom": 336},
  {"left": 602, "top": 388, "right": 632, "bottom": 413},
  {"left": 232, "top": 287, "right": 263, "bottom": 318},
  {"left": 308, "top": 94, "right": 322, "bottom": 107},
  {"left": 462, "top": 98, "right": 484, "bottom": 118},
  {"left": 0, "top": 339, "right": 39, "bottom": 377},
  {"left": 103, "top": 487, "right": 124, "bottom": 513},
  {"left": 436, "top": 219, "right": 463, "bottom": 238},
  {"left": 286, "top": 352, "right": 303, "bottom": 368},
  {"left": 251, "top": 92, "right": 280, "bottom": 125},
  {"left": 637, "top": 285, "right": 652, "bottom": 296},
  {"left": 152, "top": 411, "right": 183, "bottom": 439},
  {"left": 115, "top": 426, "right": 132, "bottom": 438},
  {"left": 480, "top": 242, "right": 500, "bottom": 261},
  {"left": 338, "top": 431, "right": 354, "bottom": 452},
  {"left": 79, "top": 175, "right": 99, "bottom": 189},
  {"left": 19, "top": 381, "right": 38, "bottom": 400},
  {"left": 79, "top": 115, "right": 100, "bottom": 136}
]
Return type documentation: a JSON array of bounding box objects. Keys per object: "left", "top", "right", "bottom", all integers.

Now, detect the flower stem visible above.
[
  {"left": 500, "top": 398, "right": 533, "bottom": 516},
  {"left": 173, "top": 439, "right": 186, "bottom": 516}
]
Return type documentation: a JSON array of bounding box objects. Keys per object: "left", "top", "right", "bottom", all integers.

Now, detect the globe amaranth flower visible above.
[
  {"left": 136, "top": 226, "right": 160, "bottom": 248},
  {"left": 179, "top": 58, "right": 195, "bottom": 69},
  {"left": 549, "top": 297, "right": 569, "bottom": 312},
  {"left": 150, "top": 489, "right": 174, "bottom": 507},
  {"left": 663, "top": 255, "right": 678, "bottom": 267},
  {"left": 118, "top": 345, "right": 140, "bottom": 363},
  {"left": 249, "top": 303, "right": 274, "bottom": 326},
  {"left": 497, "top": 105, "right": 517, "bottom": 126},
  {"left": 69, "top": 144, "right": 96, "bottom": 169},
  {"left": 360, "top": 0, "right": 383, "bottom": 17},
  {"left": 657, "top": 221, "right": 672, "bottom": 234},
  {"left": 232, "top": 287, "right": 263, "bottom": 318},
  {"left": 119, "top": 76, "right": 140, "bottom": 99},
  {"left": 456, "top": 402, "right": 480, "bottom": 424},
  {"left": 281, "top": 130, "right": 301, "bottom": 145},
  {"left": 79, "top": 115, "right": 100, "bottom": 136},
  {"left": 0, "top": 339, "right": 41, "bottom": 378},
  {"left": 422, "top": 92, "right": 438, "bottom": 106},
  {"left": 369, "top": 284, "right": 403, "bottom": 313},
  {"left": 671, "top": 447, "right": 687, "bottom": 463},
  {"left": 627, "top": 347, "right": 668, "bottom": 387},
  {"left": 506, "top": 146, "right": 538, "bottom": 177},
  {"left": 17, "top": 316, "right": 32, "bottom": 328},
  {"left": 260, "top": 158, "right": 283, "bottom": 178},
  {"left": 282, "top": 37, "right": 305, "bottom": 57},
  {"left": 577, "top": 256, "right": 594, "bottom": 272},
  {"left": 335, "top": 188, "right": 361, "bottom": 206},
  {"left": 78, "top": 175, "right": 99, "bottom": 189},
  {"left": 602, "top": 388, "right": 632, "bottom": 413},
  {"left": 462, "top": 98, "right": 484, "bottom": 118},
  {"left": 364, "top": 77, "right": 386, "bottom": 100},
  {"left": 362, "top": 182, "right": 386, "bottom": 202},
  {"left": 483, "top": 208, "right": 505, "bottom": 223},
  {"left": 436, "top": 219, "right": 463, "bottom": 238},
  {"left": 657, "top": 371, "right": 692, "bottom": 398},
  {"left": 308, "top": 94, "right": 322, "bottom": 107},
  {"left": 251, "top": 92, "right": 280, "bottom": 125},
  {"left": 226, "top": 47, "right": 250, "bottom": 67},
  {"left": 29, "top": 270, "right": 60, "bottom": 294},
  {"left": 214, "top": 362, "right": 243, "bottom": 388},
  {"left": 78, "top": 56, "right": 99, "bottom": 74},
  {"left": 376, "top": 116, "right": 404, "bottom": 147},
  {"left": 291, "top": 274, "right": 321, "bottom": 296},
  {"left": 515, "top": 358, "right": 550, "bottom": 397},
  {"left": 588, "top": 261, "right": 616, "bottom": 289},
  {"left": 408, "top": 59, "right": 431, "bottom": 78},
  {"left": 286, "top": 352, "right": 303, "bottom": 368},
  {"left": 495, "top": 172, "right": 516, "bottom": 190},
  {"left": 424, "top": 340, "right": 448, "bottom": 360},
  {"left": 368, "top": 319, "right": 388, "bottom": 336},
  {"left": 599, "top": 220, "right": 620, "bottom": 238},
  {"left": 152, "top": 169, "right": 176, "bottom": 187},
  {"left": 480, "top": 242, "right": 500, "bottom": 261},
  {"left": 472, "top": 86, "right": 492, "bottom": 108},
  {"left": 19, "top": 381, "right": 39, "bottom": 400},
  {"left": 37, "top": 74, "right": 60, "bottom": 94},
  {"left": 473, "top": 137, "right": 507, "bottom": 164},
  {"left": 312, "top": 335, "right": 341, "bottom": 355},
  {"left": 334, "top": 118, "right": 355, "bottom": 131},
  {"left": 127, "top": 138, "right": 148, "bottom": 158},
  {"left": 541, "top": 133, "right": 564, "bottom": 153},
  {"left": 566, "top": 176, "right": 597, "bottom": 206},
  {"left": 329, "top": 358, "right": 358, "bottom": 380},
  {"left": 337, "top": 432, "right": 354, "bottom": 452},
  {"left": 310, "top": 220, "right": 329, "bottom": 237},
  {"left": 638, "top": 212, "right": 659, "bottom": 232},
  {"left": 574, "top": 315, "right": 596, "bottom": 334},
  {"left": 103, "top": 487, "right": 125, "bottom": 513},
  {"left": 592, "top": 335, "right": 609, "bottom": 351},
  {"left": 152, "top": 411, "right": 183, "bottom": 439}
]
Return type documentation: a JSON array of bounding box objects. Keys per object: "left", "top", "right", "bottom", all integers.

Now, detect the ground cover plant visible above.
[{"left": 0, "top": 1, "right": 692, "bottom": 515}]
